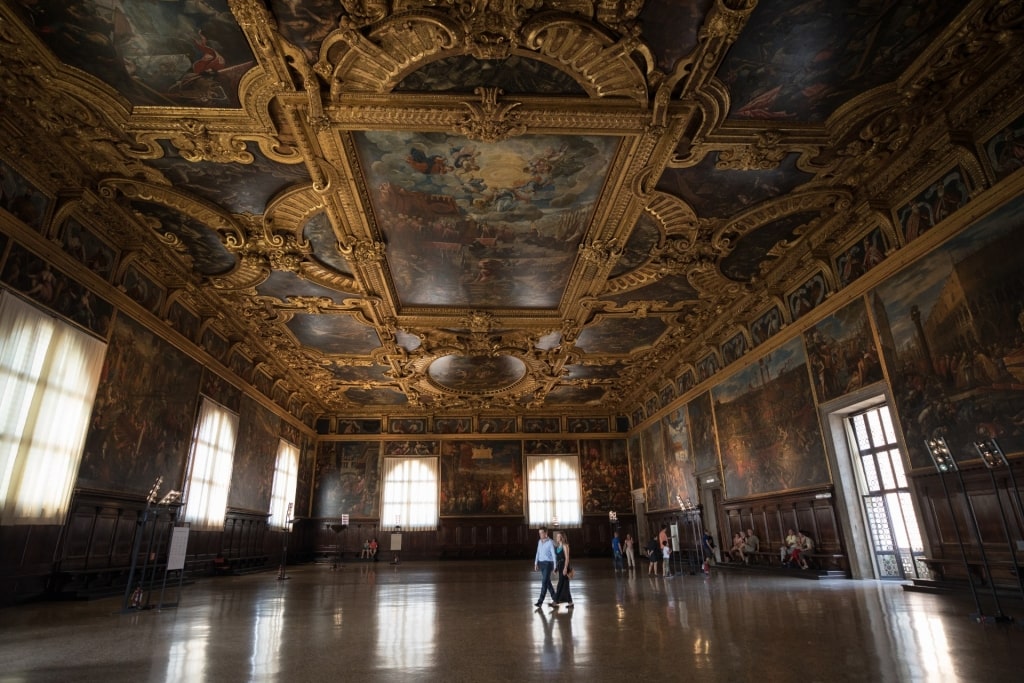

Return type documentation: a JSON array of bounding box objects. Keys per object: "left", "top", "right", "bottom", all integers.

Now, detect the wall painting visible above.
[{"left": 712, "top": 337, "right": 830, "bottom": 498}]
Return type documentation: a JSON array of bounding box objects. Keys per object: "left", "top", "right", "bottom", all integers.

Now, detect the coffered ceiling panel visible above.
[{"left": 1, "top": 0, "right": 1017, "bottom": 422}]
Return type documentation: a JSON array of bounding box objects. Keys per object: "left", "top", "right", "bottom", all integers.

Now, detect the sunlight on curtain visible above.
[
  {"left": 0, "top": 293, "right": 106, "bottom": 525},
  {"left": 268, "top": 439, "right": 298, "bottom": 528},
  {"left": 526, "top": 455, "right": 581, "bottom": 527},
  {"left": 380, "top": 457, "right": 438, "bottom": 531},
  {"left": 182, "top": 398, "right": 238, "bottom": 530}
]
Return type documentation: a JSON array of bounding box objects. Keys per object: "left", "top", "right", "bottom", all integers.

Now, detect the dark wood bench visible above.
[{"left": 922, "top": 557, "right": 1024, "bottom": 586}]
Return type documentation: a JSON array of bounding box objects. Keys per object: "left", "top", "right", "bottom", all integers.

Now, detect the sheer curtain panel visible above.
[
  {"left": 380, "top": 456, "right": 439, "bottom": 531},
  {"left": 182, "top": 398, "right": 238, "bottom": 530},
  {"left": 0, "top": 292, "right": 106, "bottom": 525},
  {"left": 268, "top": 439, "right": 299, "bottom": 528}
]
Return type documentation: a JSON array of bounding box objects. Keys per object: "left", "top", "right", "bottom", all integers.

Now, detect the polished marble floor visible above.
[{"left": 1, "top": 559, "right": 1022, "bottom": 683}]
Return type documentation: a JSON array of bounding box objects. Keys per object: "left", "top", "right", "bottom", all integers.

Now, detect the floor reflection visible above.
[
  {"left": 375, "top": 583, "right": 437, "bottom": 672},
  {"left": 0, "top": 560, "right": 1019, "bottom": 683}
]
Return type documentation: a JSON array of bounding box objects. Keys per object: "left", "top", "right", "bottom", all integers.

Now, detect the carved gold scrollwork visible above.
[
  {"left": 455, "top": 87, "right": 526, "bottom": 142},
  {"left": 168, "top": 119, "right": 254, "bottom": 164},
  {"left": 339, "top": 239, "right": 386, "bottom": 263},
  {"left": 716, "top": 131, "right": 787, "bottom": 170}
]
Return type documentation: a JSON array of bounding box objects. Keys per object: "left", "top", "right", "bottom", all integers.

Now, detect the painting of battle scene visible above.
[
  {"left": 640, "top": 421, "right": 672, "bottom": 512},
  {"left": 873, "top": 195, "right": 1024, "bottom": 470},
  {"left": 896, "top": 168, "right": 971, "bottom": 245},
  {"left": 660, "top": 407, "right": 698, "bottom": 507},
  {"left": 687, "top": 391, "right": 719, "bottom": 475},
  {"left": 78, "top": 316, "right": 202, "bottom": 494},
  {"left": 580, "top": 439, "right": 631, "bottom": 514},
  {"left": 713, "top": 337, "right": 830, "bottom": 499},
  {"left": 313, "top": 442, "right": 381, "bottom": 518},
  {"left": 440, "top": 440, "right": 524, "bottom": 516},
  {"left": 227, "top": 396, "right": 280, "bottom": 513},
  {"left": 803, "top": 298, "right": 883, "bottom": 405},
  {"left": 719, "top": 0, "right": 963, "bottom": 122},
  {"left": 14, "top": 0, "right": 255, "bottom": 109},
  {"left": 354, "top": 131, "right": 619, "bottom": 308}
]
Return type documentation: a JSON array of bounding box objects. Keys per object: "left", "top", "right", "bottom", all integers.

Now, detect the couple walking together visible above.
[{"left": 533, "top": 527, "right": 573, "bottom": 609}]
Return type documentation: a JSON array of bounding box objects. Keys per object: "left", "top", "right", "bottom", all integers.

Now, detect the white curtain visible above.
[
  {"left": 268, "top": 439, "right": 299, "bottom": 528},
  {"left": 182, "top": 398, "right": 238, "bottom": 530},
  {"left": 380, "top": 456, "right": 438, "bottom": 532},
  {"left": 0, "top": 292, "right": 106, "bottom": 525},
  {"left": 526, "top": 454, "right": 582, "bottom": 527}
]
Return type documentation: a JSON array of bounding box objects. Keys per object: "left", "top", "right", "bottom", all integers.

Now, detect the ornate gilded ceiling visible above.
[{"left": 0, "top": 0, "right": 1021, "bottom": 421}]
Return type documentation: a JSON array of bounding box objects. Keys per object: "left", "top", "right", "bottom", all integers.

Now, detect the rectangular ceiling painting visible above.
[{"left": 354, "top": 131, "right": 619, "bottom": 309}]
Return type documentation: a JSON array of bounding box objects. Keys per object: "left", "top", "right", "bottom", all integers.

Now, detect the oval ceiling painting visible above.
[{"left": 428, "top": 355, "right": 527, "bottom": 394}]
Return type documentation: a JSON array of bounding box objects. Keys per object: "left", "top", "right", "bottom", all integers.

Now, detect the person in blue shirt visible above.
[
  {"left": 612, "top": 531, "right": 624, "bottom": 572},
  {"left": 533, "top": 527, "right": 557, "bottom": 607}
]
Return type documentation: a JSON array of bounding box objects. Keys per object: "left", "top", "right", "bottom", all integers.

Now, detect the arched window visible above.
[
  {"left": 526, "top": 455, "right": 581, "bottom": 527},
  {"left": 380, "top": 457, "right": 439, "bottom": 531}
]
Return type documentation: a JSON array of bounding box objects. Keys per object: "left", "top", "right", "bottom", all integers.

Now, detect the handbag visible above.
[{"left": 567, "top": 567, "right": 575, "bottom": 579}]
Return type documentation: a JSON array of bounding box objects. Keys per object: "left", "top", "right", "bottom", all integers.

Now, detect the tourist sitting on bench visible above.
[
  {"left": 786, "top": 531, "right": 814, "bottom": 570},
  {"left": 212, "top": 553, "right": 231, "bottom": 575}
]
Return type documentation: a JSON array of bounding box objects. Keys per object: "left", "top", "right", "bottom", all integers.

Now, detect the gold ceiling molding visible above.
[
  {"left": 711, "top": 188, "right": 850, "bottom": 255},
  {"left": 454, "top": 86, "right": 526, "bottom": 142},
  {"left": 313, "top": 1, "right": 652, "bottom": 100}
]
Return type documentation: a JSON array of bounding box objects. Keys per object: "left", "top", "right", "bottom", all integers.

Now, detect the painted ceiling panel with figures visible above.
[{"left": 0, "top": 0, "right": 1019, "bottom": 424}]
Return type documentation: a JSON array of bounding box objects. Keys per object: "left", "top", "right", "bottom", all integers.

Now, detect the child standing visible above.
[{"left": 662, "top": 540, "right": 672, "bottom": 577}]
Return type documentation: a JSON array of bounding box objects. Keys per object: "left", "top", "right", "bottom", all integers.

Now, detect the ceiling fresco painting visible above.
[
  {"left": 148, "top": 142, "right": 309, "bottom": 216},
  {"left": 286, "top": 313, "right": 382, "bottom": 355},
  {"left": 657, "top": 154, "right": 813, "bottom": 219},
  {"left": 129, "top": 201, "right": 237, "bottom": 276},
  {"left": 609, "top": 213, "right": 660, "bottom": 278},
  {"left": 355, "top": 131, "right": 619, "bottom": 309},
  {"left": 255, "top": 271, "right": 355, "bottom": 303},
  {"left": 395, "top": 55, "right": 587, "bottom": 95},
  {"left": 719, "top": 0, "right": 966, "bottom": 122},
  {"left": 302, "top": 213, "right": 354, "bottom": 276},
  {"left": 638, "top": 0, "right": 714, "bottom": 75},
  {"left": 14, "top": 0, "right": 254, "bottom": 108},
  {"left": 0, "top": 0, "right": 1017, "bottom": 421},
  {"left": 719, "top": 210, "right": 820, "bottom": 282},
  {"left": 575, "top": 317, "right": 668, "bottom": 355}
]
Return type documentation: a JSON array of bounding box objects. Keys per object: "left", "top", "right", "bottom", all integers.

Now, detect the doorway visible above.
[{"left": 845, "top": 404, "right": 927, "bottom": 579}]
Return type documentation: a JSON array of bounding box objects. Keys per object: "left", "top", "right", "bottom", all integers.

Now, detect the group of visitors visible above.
[
  {"left": 611, "top": 531, "right": 638, "bottom": 571},
  {"left": 729, "top": 528, "right": 760, "bottom": 563},
  {"left": 359, "top": 538, "right": 379, "bottom": 561},
  {"left": 727, "top": 527, "right": 814, "bottom": 569},
  {"left": 780, "top": 528, "right": 814, "bottom": 569},
  {"left": 533, "top": 527, "right": 574, "bottom": 609}
]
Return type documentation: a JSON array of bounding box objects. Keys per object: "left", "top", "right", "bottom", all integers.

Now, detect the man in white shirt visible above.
[{"left": 533, "top": 527, "right": 557, "bottom": 607}]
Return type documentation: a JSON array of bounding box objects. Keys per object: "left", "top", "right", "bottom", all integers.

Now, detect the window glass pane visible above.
[
  {"left": 880, "top": 407, "right": 897, "bottom": 445},
  {"left": 890, "top": 449, "right": 908, "bottom": 488},
  {"left": 877, "top": 451, "right": 897, "bottom": 490},
  {"left": 851, "top": 414, "right": 870, "bottom": 451},
  {"left": 866, "top": 409, "right": 885, "bottom": 449},
  {"left": 860, "top": 454, "right": 880, "bottom": 492}
]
